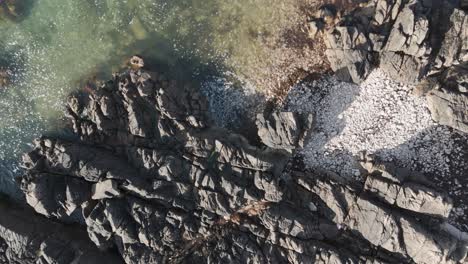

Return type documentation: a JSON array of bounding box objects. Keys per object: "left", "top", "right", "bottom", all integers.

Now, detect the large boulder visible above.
[
  {"left": 427, "top": 88, "right": 468, "bottom": 133},
  {"left": 324, "top": 26, "right": 374, "bottom": 83},
  {"left": 379, "top": 0, "right": 432, "bottom": 83},
  {"left": 256, "top": 111, "right": 313, "bottom": 152},
  {"left": 434, "top": 7, "right": 468, "bottom": 69},
  {"left": 360, "top": 152, "right": 453, "bottom": 218},
  {"left": 423, "top": 64, "right": 468, "bottom": 133}
]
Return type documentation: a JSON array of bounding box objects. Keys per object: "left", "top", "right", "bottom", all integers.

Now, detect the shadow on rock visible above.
[
  {"left": 374, "top": 125, "right": 468, "bottom": 232},
  {"left": 18, "top": 67, "right": 468, "bottom": 263},
  {"left": 284, "top": 75, "right": 363, "bottom": 178}
]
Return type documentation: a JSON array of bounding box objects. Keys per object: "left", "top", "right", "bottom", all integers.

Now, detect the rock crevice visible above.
[
  {"left": 19, "top": 68, "right": 468, "bottom": 263},
  {"left": 321, "top": 0, "right": 468, "bottom": 133}
]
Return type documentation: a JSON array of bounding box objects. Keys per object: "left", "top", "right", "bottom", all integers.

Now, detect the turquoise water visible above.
[{"left": 0, "top": 0, "right": 301, "bottom": 197}]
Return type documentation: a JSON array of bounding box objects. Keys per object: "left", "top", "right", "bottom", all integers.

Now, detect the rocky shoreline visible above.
[
  {"left": 0, "top": 0, "right": 467, "bottom": 263},
  {"left": 0, "top": 196, "right": 122, "bottom": 264},
  {"left": 17, "top": 68, "right": 468, "bottom": 263},
  {"left": 321, "top": 0, "right": 467, "bottom": 132}
]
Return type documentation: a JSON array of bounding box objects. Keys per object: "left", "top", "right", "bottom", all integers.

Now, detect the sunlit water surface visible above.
[{"left": 0, "top": 0, "right": 301, "bottom": 198}]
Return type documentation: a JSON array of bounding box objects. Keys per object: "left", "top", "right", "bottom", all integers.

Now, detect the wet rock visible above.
[
  {"left": 323, "top": 0, "right": 467, "bottom": 84},
  {"left": 20, "top": 68, "right": 468, "bottom": 264},
  {"left": 0, "top": 0, "right": 24, "bottom": 21}
]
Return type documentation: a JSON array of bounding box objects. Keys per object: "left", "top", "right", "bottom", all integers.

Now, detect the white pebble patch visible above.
[{"left": 286, "top": 69, "right": 467, "bottom": 178}]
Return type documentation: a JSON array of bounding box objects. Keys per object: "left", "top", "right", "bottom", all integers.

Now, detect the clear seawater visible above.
[{"left": 0, "top": 0, "right": 299, "bottom": 199}]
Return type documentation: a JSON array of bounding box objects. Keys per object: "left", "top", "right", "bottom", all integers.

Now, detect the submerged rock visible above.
[
  {"left": 19, "top": 68, "right": 468, "bottom": 263},
  {"left": 427, "top": 87, "right": 468, "bottom": 133},
  {"left": 0, "top": 0, "right": 32, "bottom": 22},
  {"left": 0, "top": 68, "right": 11, "bottom": 89}
]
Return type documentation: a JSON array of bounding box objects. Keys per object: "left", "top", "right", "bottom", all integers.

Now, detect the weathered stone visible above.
[
  {"left": 19, "top": 67, "right": 468, "bottom": 264},
  {"left": 379, "top": 51, "right": 428, "bottom": 84},
  {"left": 24, "top": 2, "right": 467, "bottom": 262},
  {"left": 0, "top": 199, "right": 122, "bottom": 264},
  {"left": 364, "top": 174, "right": 453, "bottom": 218},
  {"left": 434, "top": 8, "right": 468, "bottom": 69},
  {"left": 427, "top": 86, "right": 468, "bottom": 133},
  {"left": 383, "top": 1, "right": 431, "bottom": 58},
  {"left": 323, "top": 0, "right": 467, "bottom": 85},
  {"left": 92, "top": 179, "right": 121, "bottom": 200},
  {"left": 256, "top": 111, "right": 313, "bottom": 151},
  {"left": 129, "top": 55, "right": 144, "bottom": 69},
  {"left": 360, "top": 152, "right": 453, "bottom": 218},
  {"left": 324, "top": 26, "right": 374, "bottom": 83}
]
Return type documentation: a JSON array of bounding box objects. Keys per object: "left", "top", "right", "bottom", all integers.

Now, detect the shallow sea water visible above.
[{"left": 0, "top": 0, "right": 302, "bottom": 198}]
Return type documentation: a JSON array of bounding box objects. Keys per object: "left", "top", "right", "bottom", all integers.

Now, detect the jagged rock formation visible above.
[
  {"left": 321, "top": 0, "right": 468, "bottom": 133},
  {"left": 426, "top": 65, "right": 468, "bottom": 133},
  {"left": 20, "top": 68, "right": 468, "bottom": 263},
  {"left": 256, "top": 111, "right": 313, "bottom": 152},
  {"left": 0, "top": 198, "right": 122, "bottom": 264}
]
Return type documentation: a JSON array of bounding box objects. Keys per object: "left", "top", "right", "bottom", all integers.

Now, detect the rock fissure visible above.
[
  {"left": 16, "top": 66, "right": 467, "bottom": 263},
  {"left": 4, "top": 0, "right": 468, "bottom": 262}
]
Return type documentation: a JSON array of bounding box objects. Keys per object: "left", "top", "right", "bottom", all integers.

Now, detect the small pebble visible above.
[{"left": 285, "top": 69, "right": 467, "bottom": 178}]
